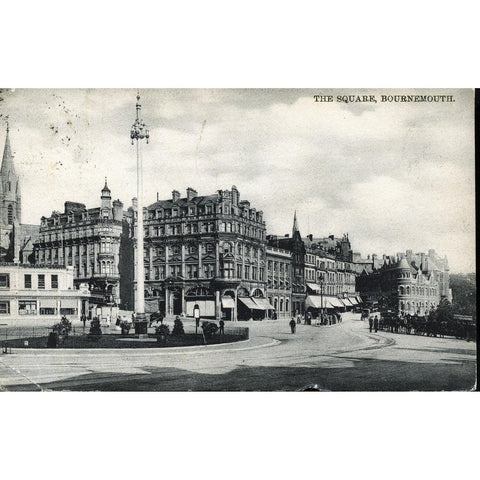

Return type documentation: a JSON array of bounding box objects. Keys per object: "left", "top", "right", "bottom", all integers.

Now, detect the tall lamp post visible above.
[{"left": 130, "top": 91, "right": 150, "bottom": 334}]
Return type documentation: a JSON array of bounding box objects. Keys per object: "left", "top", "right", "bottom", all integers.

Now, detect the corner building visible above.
[
  {"left": 141, "top": 186, "right": 269, "bottom": 321},
  {"left": 34, "top": 181, "right": 134, "bottom": 310}
]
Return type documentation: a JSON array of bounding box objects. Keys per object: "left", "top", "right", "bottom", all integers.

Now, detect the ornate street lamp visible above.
[{"left": 130, "top": 91, "right": 150, "bottom": 334}]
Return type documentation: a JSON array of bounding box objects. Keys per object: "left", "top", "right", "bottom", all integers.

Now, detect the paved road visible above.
[{"left": 0, "top": 314, "right": 476, "bottom": 391}]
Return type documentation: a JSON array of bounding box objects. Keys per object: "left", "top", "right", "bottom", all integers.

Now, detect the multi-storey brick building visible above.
[
  {"left": 34, "top": 180, "right": 134, "bottom": 309},
  {"left": 266, "top": 246, "right": 292, "bottom": 319},
  {"left": 140, "top": 186, "right": 269, "bottom": 321},
  {"left": 356, "top": 249, "right": 450, "bottom": 316},
  {"left": 268, "top": 217, "right": 361, "bottom": 316}
]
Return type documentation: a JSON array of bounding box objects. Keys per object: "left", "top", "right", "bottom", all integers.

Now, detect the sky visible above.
[{"left": 0, "top": 88, "right": 475, "bottom": 273}]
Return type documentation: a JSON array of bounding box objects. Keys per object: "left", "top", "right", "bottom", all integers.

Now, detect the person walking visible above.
[
  {"left": 219, "top": 319, "right": 225, "bottom": 335},
  {"left": 289, "top": 317, "right": 296, "bottom": 334},
  {"left": 369, "top": 316, "right": 373, "bottom": 333},
  {"left": 374, "top": 315, "right": 379, "bottom": 333}
]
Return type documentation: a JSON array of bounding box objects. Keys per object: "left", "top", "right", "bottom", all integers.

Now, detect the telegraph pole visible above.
[{"left": 130, "top": 91, "right": 149, "bottom": 334}]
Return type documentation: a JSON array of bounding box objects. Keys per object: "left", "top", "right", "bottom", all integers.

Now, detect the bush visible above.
[
  {"left": 88, "top": 317, "right": 102, "bottom": 340},
  {"left": 53, "top": 317, "right": 72, "bottom": 337},
  {"left": 201, "top": 321, "right": 218, "bottom": 339},
  {"left": 119, "top": 320, "right": 131, "bottom": 335},
  {"left": 155, "top": 324, "right": 170, "bottom": 337},
  {"left": 172, "top": 318, "right": 185, "bottom": 336}
]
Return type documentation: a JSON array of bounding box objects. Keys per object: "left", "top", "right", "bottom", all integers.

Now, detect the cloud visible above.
[{"left": 0, "top": 88, "right": 475, "bottom": 273}]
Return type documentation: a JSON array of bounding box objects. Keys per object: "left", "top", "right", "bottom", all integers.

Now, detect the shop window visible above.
[{"left": 19, "top": 300, "right": 37, "bottom": 315}]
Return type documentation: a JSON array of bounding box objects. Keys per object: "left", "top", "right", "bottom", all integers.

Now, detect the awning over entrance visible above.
[
  {"left": 60, "top": 298, "right": 78, "bottom": 308},
  {"left": 238, "top": 297, "right": 262, "bottom": 310},
  {"left": 39, "top": 298, "right": 57, "bottom": 308},
  {"left": 305, "top": 295, "right": 327, "bottom": 309},
  {"left": 252, "top": 298, "right": 275, "bottom": 310},
  {"left": 348, "top": 297, "right": 358, "bottom": 305},
  {"left": 221, "top": 297, "right": 235, "bottom": 309},
  {"left": 342, "top": 298, "right": 355, "bottom": 307},
  {"left": 356, "top": 296, "right": 363, "bottom": 304}
]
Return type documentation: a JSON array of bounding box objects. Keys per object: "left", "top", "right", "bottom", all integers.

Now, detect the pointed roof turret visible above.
[
  {"left": 1, "top": 122, "right": 15, "bottom": 176},
  {"left": 292, "top": 210, "right": 299, "bottom": 237},
  {"left": 101, "top": 176, "right": 111, "bottom": 197}
]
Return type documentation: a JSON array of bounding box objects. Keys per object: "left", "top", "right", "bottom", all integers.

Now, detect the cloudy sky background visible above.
[{"left": 0, "top": 88, "right": 475, "bottom": 272}]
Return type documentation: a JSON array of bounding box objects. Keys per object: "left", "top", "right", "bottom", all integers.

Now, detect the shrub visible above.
[
  {"left": 119, "top": 320, "right": 131, "bottom": 335},
  {"left": 88, "top": 317, "right": 102, "bottom": 340},
  {"left": 155, "top": 324, "right": 170, "bottom": 337},
  {"left": 53, "top": 317, "right": 72, "bottom": 337},
  {"left": 201, "top": 321, "right": 218, "bottom": 339},
  {"left": 172, "top": 318, "right": 185, "bottom": 336}
]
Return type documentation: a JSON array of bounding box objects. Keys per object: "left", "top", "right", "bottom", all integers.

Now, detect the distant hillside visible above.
[{"left": 450, "top": 273, "right": 476, "bottom": 316}]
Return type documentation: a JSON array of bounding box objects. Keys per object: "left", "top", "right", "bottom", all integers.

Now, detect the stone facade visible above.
[
  {"left": 139, "top": 186, "right": 269, "bottom": 321},
  {"left": 0, "top": 262, "right": 89, "bottom": 324},
  {"left": 0, "top": 126, "right": 39, "bottom": 264},
  {"left": 33, "top": 181, "right": 134, "bottom": 308}
]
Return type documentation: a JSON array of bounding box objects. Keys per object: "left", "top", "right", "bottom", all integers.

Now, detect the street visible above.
[{"left": 0, "top": 314, "right": 475, "bottom": 391}]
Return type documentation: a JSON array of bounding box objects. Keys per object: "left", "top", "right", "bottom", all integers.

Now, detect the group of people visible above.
[
  {"left": 289, "top": 311, "right": 343, "bottom": 333},
  {"left": 368, "top": 315, "right": 379, "bottom": 333}
]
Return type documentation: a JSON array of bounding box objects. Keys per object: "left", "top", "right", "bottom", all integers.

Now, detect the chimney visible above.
[
  {"left": 231, "top": 185, "right": 239, "bottom": 205},
  {"left": 113, "top": 199, "right": 123, "bottom": 221},
  {"left": 186, "top": 187, "right": 198, "bottom": 201},
  {"left": 172, "top": 190, "right": 180, "bottom": 202}
]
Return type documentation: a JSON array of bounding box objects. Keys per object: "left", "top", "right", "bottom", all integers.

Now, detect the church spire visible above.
[
  {"left": 1, "top": 122, "right": 14, "bottom": 176},
  {"left": 292, "top": 210, "right": 299, "bottom": 237}
]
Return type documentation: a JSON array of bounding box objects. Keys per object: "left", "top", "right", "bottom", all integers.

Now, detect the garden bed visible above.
[{"left": 2, "top": 333, "right": 246, "bottom": 349}]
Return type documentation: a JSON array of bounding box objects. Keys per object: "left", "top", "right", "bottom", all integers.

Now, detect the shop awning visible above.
[
  {"left": 356, "top": 296, "right": 363, "bottom": 304},
  {"left": 329, "top": 297, "right": 345, "bottom": 308},
  {"left": 60, "top": 298, "right": 78, "bottom": 308},
  {"left": 349, "top": 297, "right": 359, "bottom": 305},
  {"left": 306, "top": 283, "right": 320, "bottom": 293},
  {"left": 39, "top": 298, "right": 57, "bottom": 308},
  {"left": 252, "top": 298, "right": 275, "bottom": 310},
  {"left": 221, "top": 297, "right": 235, "bottom": 308},
  {"left": 239, "top": 297, "right": 262, "bottom": 310},
  {"left": 305, "top": 295, "right": 334, "bottom": 309},
  {"left": 342, "top": 298, "right": 355, "bottom": 307}
]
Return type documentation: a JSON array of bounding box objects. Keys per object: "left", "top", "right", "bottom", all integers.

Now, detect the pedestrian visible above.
[
  {"left": 374, "top": 315, "right": 379, "bottom": 333},
  {"left": 219, "top": 319, "right": 225, "bottom": 335},
  {"left": 81, "top": 314, "right": 86, "bottom": 328},
  {"left": 289, "top": 317, "right": 296, "bottom": 334},
  {"left": 369, "top": 316, "right": 373, "bottom": 332}
]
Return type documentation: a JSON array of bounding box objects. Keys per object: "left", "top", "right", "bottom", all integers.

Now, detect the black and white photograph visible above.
[{"left": 0, "top": 88, "right": 475, "bottom": 392}]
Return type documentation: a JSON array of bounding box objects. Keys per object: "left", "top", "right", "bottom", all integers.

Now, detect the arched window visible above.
[
  {"left": 280, "top": 298, "right": 284, "bottom": 312},
  {"left": 274, "top": 298, "right": 278, "bottom": 310},
  {"left": 252, "top": 288, "right": 263, "bottom": 298},
  {"left": 7, "top": 205, "right": 13, "bottom": 225},
  {"left": 285, "top": 298, "right": 289, "bottom": 313},
  {"left": 399, "top": 286, "right": 405, "bottom": 295}
]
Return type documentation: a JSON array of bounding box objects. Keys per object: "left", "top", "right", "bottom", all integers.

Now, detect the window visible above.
[
  {"left": 0, "top": 273, "right": 10, "bottom": 289},
  {"left": 7, "top": 205, "right": 13, "bottom": 224},
  {"left": 38, "top": 274, "right": 45, "bottom": 289},
  {"left": 51, "top": 275, "right": 58, "bottom": 289},
  {"left": 205, "top": 243, "right": 214, "bottom": 254},
  {"left": 0, "top": 301, "right": 10, "bottom": 314},
  {"left": 40, "top": 308, "right": 56, "bottom": 315},
  {"left": 19, "top": 300, "right": 37, "bottom": 315},
  {"left": 24, "top": 274, "right": 32, "bottom": 289},
  {"left": 236, "top": 264, "right": 242, "bottom": 279}
]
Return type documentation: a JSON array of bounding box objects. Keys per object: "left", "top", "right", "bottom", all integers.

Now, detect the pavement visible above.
[{"left": 0, "top": 313, "right": 476, "bottom": 391}]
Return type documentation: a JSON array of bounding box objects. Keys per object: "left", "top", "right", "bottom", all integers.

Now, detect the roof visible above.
[{"left": 147, "top": 194, "right": 219, "bottom": 210}]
